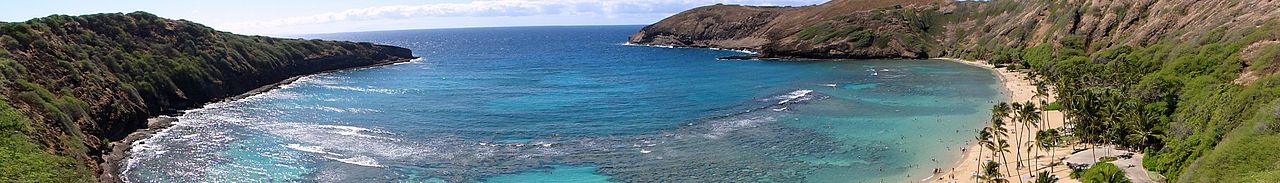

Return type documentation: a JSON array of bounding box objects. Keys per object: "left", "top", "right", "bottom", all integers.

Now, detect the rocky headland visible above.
[{"left": 0, "top": 12, "right": 415, "bottom": 182}]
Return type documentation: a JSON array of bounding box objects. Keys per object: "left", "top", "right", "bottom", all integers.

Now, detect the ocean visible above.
[{"left": 122, "top": 25, "right": 1001, "bottom": 182}]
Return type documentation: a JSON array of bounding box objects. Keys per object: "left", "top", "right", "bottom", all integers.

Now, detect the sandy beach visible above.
[{"left": 928, "top": 58, "right": 1077, "bottom": 183}]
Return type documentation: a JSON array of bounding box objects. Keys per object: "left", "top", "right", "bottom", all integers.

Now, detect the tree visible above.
[
  {"left": 1010, "top": 101, "right": 1025, "bottom": 176},
  {"left": 993, "top": 102, "right": 1011, "bottom": 123},
  {"left": 1021, "top": 102, "right": 1042, "bottom": 172},
  {"left": 981, "top": 161, "right": 1008, "bottom": 183},
  {"left": 1037, "top": 129, "right": 1061, "bottom": 173},
  {"left": 989, "top": 103, "right": 1015, "bottom": 181},
  {"left": 994, "top": 139, "right": 1013, "bottom": 182},
  {"left": 976, "top": 129, "right": 993, "bottom": 182},
  {"left": 1081, "top": 163, "right": 1131, "bottom": 183},
  {"left": 1124, "top": 103, "right": 1162, "bottom": 150},
  {"left": 1033, "top": 171, "right": 1057, "bottom": 183}
]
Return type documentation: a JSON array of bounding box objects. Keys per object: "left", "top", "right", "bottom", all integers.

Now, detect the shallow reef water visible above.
[{"left": 122, "top": 26, "right": 1001, "bottom": 182}]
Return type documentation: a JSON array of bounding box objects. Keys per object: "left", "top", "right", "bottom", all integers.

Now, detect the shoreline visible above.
[
  {"left": 930, "top": 58, "right": 1075, "bottom": 183},
  {"left": 95, "top": 44, "right": 1057, "bottom": 182},
  {"left": 619, "top": 43, "right": 1041, "bottom": 182},
  {"left": 100, "top": 57, "right": 419, "bottom": 182},
  {"left": 621, "top": 42, "right": 761, "bottom": 55}
]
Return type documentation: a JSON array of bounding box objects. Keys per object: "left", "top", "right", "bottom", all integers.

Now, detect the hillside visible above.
[
  {"left": 0, "top": 12, "right": 415, "bottom": 182},
  {"left": 630, "top": 0, "right": 948, "bottom": 59},
  {"left": 633, "top": 0, "right": 1280, "bottom": 182}
]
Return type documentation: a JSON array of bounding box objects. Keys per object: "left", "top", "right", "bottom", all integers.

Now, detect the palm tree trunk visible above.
[
  {"left": 977, "top": 145, "right": 983, "bottom": 182},
  {"left": 1017, "top": 118, "right": 1028, "bottom": 182},
  {"left": 1000, "top": 149, "right": 1014, "bottom": 182},
  {"left": 1010, "top": 114, "right": 1024, "bottom": 181},
  {"left": 1033, "top": 134, "right": 1040, "bottom": 172},
  {"left": 1048, "top": 147, "right": 1055, "bottom": 176}
]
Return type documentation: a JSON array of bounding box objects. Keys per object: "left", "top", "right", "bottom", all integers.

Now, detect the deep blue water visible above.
[{"left": 123, "top": 25, "right": 1001, "bottom": 182}]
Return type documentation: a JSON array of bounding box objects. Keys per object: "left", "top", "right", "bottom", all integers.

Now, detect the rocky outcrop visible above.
[{"left": 0, "top": 12, "right": 415, "bottom": 182}]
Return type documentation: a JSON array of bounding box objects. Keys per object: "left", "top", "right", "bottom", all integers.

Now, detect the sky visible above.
[{"left": 1, "top": 0, "right": 827, "bottom": 36}]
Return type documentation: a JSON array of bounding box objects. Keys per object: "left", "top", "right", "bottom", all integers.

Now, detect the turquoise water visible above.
[{"left": 122, "top": 26, "right": 1001, "bottom": 182}]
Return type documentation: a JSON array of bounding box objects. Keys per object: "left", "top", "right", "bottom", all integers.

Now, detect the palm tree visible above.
[
  {"left": 1032, "top": 80, "right": 1054, "bottom": 174},
  {"left": 1126, "top": 118, "right": 1163, "bottom": 151},
  {"left": 976, "top": 129, "right": 993, "bottom": 182},
  {"left": 1033, "top": 80, "right": 1049, "bottom": 124},
  {"left": 989, "top": 103, "right": 1015, "bottom": 181},
  {"left": 992, "top": 103, "right": 1011, "bottom": 124},
  {"left": 1123, "top": 101, "right": 1162, "bottom": 151},
  {"left": 1085, "top": 164, "right": 1132, "bottom": 183},
  {"left": 1009, "top": 102, "right": 1024, "bottom": 173},
  {"left": 1033, "top": 171, "right": 1057, "bottom": 183},
  {"left": 981, "top": 161, "right": 1008, "bottom": 183},
  {"left": 1021, "top": 102, "right": 1041, "bottom": 171},
  {"left": 993, "top": 139, "right": 1014, "bottom": 182},
  {"left": 1036, "top": 129, "right": 1060, "bottom": 173},
  {"left": 989, "top": 118, "right": 1010, "bottom": 138}
]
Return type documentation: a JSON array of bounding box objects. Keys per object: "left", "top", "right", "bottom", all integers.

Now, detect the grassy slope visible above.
[{"left": 0, "top": 97, "right": 90, "bottom": 182}]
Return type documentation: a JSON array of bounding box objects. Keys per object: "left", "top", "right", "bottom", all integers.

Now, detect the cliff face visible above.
[
  {"left": 635, "top": 0, "right": 1280, "bottom": 182},
  {"left": 0, "top": 12, "right": 414, "bottom": 182}
]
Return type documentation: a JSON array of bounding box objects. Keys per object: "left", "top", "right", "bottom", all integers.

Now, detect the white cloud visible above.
[{"left": 217, "top": 0, "right": 825, "bottom": 34}]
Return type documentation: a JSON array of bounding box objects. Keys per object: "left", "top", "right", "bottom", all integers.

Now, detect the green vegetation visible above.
[
  {"left": 1033, "top": 171, "right": 1057, "bottom": 183},
  {"left": 977, "top": 101, "right": 1056, "bottom": 183},
  {"left": 0, "top": 98, "right": 91, "bottom": 182},
  {"left": 1042, "top": 102, "right": 1062, "bottom": 111},
  {"left": 1173, "top": 99, "right": 1280, "bottom": 182},
  {"left": 979, "top": 161, "right": 1008, "bottom": 183},
  {"left": 0, "top": 12, "right": 409, "bottom": 179},
  {"left": 671, "top": 0, "right": 1280, "bottom": 181},
  {"left": 1080, "top": 162, "right": 1131, "bottom": 183},
  {"left": 949, "top": 8, "right": 1280, "bottom": 180},
  {"left": 1098, "top": 156, "right": 1118, "bottom": 163},
  {"left": 792, "top": 5, "right": 941, "bottom": 57}
]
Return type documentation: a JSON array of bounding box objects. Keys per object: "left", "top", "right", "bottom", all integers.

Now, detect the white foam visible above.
[
  {"left": 317, "top": 106, "right": 346, "bottom": 113},
  {"left": 703, "top": 116, "right": 776, "bottom": 139},
  {"left": 318, "top": 85, "right": 402, "bottom": 94},
  {"left": 345, "top": 108, "right": 381, "bottom": 113},
  {"left": 707, "top": 47, "right": 760, "bottom": 54},
  {"left": 325, "top": 155, "right": 384, "bottom": 167},
  {"left": 775, "top": 90, "right": 814, "bottom": 104},
  {"left": 285, "top": 144, "right": 340, "bottom": 156},
  {"left": 311, "top": 124, "right": 393, "bottom": 140},
  {"left": 392, "top": 58, "right": 426, "bottom": 65}
]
